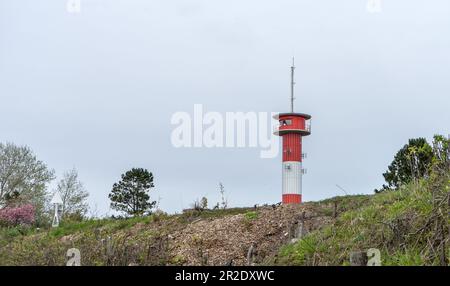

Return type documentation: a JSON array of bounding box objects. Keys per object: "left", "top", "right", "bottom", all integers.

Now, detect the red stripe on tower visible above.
[
  {"left": 282, "top": 194, "right": 302, "bottom": 204},
  {"left": 282, "top": 133, "right": 302, "bottom": 162}
]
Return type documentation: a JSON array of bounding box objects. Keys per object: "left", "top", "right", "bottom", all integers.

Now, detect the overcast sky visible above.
[{"left": 1, "top": 0, "right": 449, "bottom": 215}]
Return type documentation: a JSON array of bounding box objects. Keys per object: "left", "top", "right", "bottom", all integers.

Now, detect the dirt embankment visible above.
[{"left": 168, "top": 204, "right": 333, "bottom": 265}]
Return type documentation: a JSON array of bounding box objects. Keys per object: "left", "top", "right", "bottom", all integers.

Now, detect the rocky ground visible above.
[{"left": 168, "top": 204, "right": 333, "bottom": 265}]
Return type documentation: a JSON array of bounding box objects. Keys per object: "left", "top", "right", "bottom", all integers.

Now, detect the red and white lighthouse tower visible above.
[{"left": 274, "top": 59, "right": 311, "bottom": 204}]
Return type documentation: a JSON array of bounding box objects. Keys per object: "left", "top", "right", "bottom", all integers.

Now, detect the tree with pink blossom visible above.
[
  {"left": 0, "top": 204, "right": 35, "bottom": 226},
  {"left": 0, "top": 142, "right": 54, "bottom": 224}
]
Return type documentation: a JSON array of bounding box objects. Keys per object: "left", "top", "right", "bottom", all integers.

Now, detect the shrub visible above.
[
  {"left": 244, "top": 211, "right": 258, "bottom": 220},
  {"left": 0, "top": 204, "right": 35, "bottom": 226}
]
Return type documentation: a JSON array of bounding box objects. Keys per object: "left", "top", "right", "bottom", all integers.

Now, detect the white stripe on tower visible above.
[{"left": 282, "top": 161, "right": 302, "bottom": 196}]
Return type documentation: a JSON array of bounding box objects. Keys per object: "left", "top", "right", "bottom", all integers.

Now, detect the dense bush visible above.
[{"left": 0, "top": 204, "right": 35, "bottom": 226}]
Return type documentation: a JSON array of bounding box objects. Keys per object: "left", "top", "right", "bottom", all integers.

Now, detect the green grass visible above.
[
  {"left": 178, "top": 207, "right": 254, "bottom": 223},
  {"left": 0, "top": 225, "right": 34, "bottom": 242},
  {"left": 244, "top": 211, "right": 258, "bottom": 220},
  {"left": 275, "top": 174, "right": 450, "bottom": 266},
  {"left": 46, "top": 214, "right": 165, "bottom": 238},
  {"left": 278, "top": 236, "right": 319, "bottom": 265},
  {"left": 0, "top": 213, "right": 175, "bottom": 266}
]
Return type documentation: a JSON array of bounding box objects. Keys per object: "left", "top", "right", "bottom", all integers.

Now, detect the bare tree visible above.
[
  {"left": 200, "top": 197, "right": 208, "bottom": 210},
  {"left": 219, "top": 183, "right": 227, "bottom": 209},
  {"left": 55, "top": 168, "right": 89, "bottom": 218},
  {"left": 191, "top": 196, "right": 208, "bottom": 211}
]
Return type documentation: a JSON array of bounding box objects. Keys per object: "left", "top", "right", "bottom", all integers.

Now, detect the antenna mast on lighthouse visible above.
[{"left": 290, "top": 57, "right": 295, "bottom": 112}]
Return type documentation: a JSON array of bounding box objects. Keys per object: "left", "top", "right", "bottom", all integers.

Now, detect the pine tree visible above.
[{"left": 108, "top": 168, "right": 156, "bottom": 216}]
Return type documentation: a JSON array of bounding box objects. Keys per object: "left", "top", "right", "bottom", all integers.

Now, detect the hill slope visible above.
[
  {"left": 276, "top": 179, "right": 449, "bottom": 266},
  {"left": 0, "top": 203, "right": 336, "bottom": 266},
  {"left": 0, "top": 176, "right": 448, "bottom": 266}
]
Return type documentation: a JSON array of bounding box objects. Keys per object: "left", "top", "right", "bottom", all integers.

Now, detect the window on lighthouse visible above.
[{"left": 280, "top": 119, "right": 292, "bottom": 126}]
